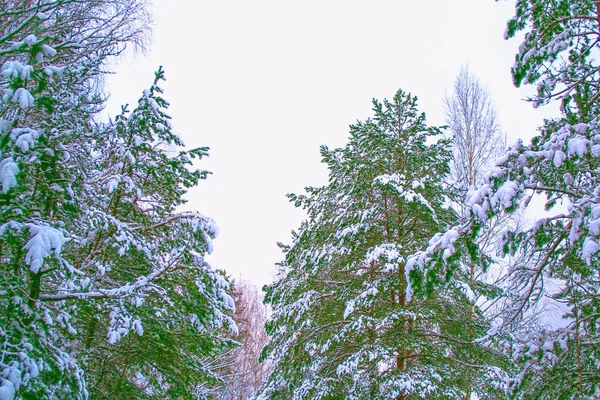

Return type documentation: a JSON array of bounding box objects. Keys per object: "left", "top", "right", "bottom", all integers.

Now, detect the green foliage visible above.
[
  {"left": 412, "top": 1, "right": 600, "bottom": 398},
  {"left": 259, "top": 90, "right": 509, "bottom": 399},
  {"left": 0, "top": 2, "right": 235, "bottom": 399}
]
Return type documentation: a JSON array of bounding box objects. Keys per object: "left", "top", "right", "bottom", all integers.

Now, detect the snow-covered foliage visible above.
[
  {"left": 259, "top": 91, "right": 510, "bottom": 399},
  {"left": 0, "top": 1, "right": 234, "bottom": 399},
  {"left": 407, "top": 1, "right": 600, "bottom": 397}
]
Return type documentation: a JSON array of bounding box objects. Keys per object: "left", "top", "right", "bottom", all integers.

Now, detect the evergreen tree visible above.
[
  {"left": 409, "top": 0, "right": 600, "bottom": 397},
  {"left": 0, "top": 2, "right": 235, "bottom": 398},
  {"left": 259, "top": 90, "right": 508, "bottom": 400},
  {"left": 76, "top": 69, "right": 236, "bottom": 399}
]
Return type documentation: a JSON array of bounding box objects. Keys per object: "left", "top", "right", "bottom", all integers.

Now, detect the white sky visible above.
[{"left": 104, "top": 0, "right": 559, "bottom": 289}]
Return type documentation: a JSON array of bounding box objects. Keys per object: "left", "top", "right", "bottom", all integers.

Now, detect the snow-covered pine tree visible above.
[
  {"left": 259, "top": 90, "right": 509, "bottom": 400},
  {"left": 408, "top": 0, "right": 600, "bottom": 397},
  {"left": 0, "top": 2, "right": 235, "bottom": 399},
  {"left": 0, "top": 2, "right": 148, "bottom": 397},
  {"left": 75, "top": 69, "right": 236, "bottom": 399}
]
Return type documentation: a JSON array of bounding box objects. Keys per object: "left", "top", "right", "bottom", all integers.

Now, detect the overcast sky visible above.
[{"left": 104, "top": 0, "right": 559, "bottom": 289}]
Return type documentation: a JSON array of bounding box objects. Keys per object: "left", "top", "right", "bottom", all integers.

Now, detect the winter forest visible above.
[{"left": 1, "top": 0, "right": 600, "bottom": 399}]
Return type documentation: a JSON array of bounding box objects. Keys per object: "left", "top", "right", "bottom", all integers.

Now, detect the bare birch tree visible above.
[
  {"left": 444, "top": 65, "right": 505, "bottom": 193},
  {"left": 215, "top": 280, "right": 270, "bottom": 399},
  {"left": 444, "top": 66, "right": 511, "bottom": 399}
]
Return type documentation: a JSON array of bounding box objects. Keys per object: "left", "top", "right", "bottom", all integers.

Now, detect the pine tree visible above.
[
  {"left": 0, "top": 2, "right": 147, "bottom": 396},
  {"left": 0, "top": 2, "right": 235, "bottom": 398},
  {"left": 259, "top": 90, "right": 509, "bottom": 400},
  {"left": 409, "top": 0, "right": 600, "bottom": 397},
  {"left": 75, "top": 69, "right": 237, "bottom": 399}
]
